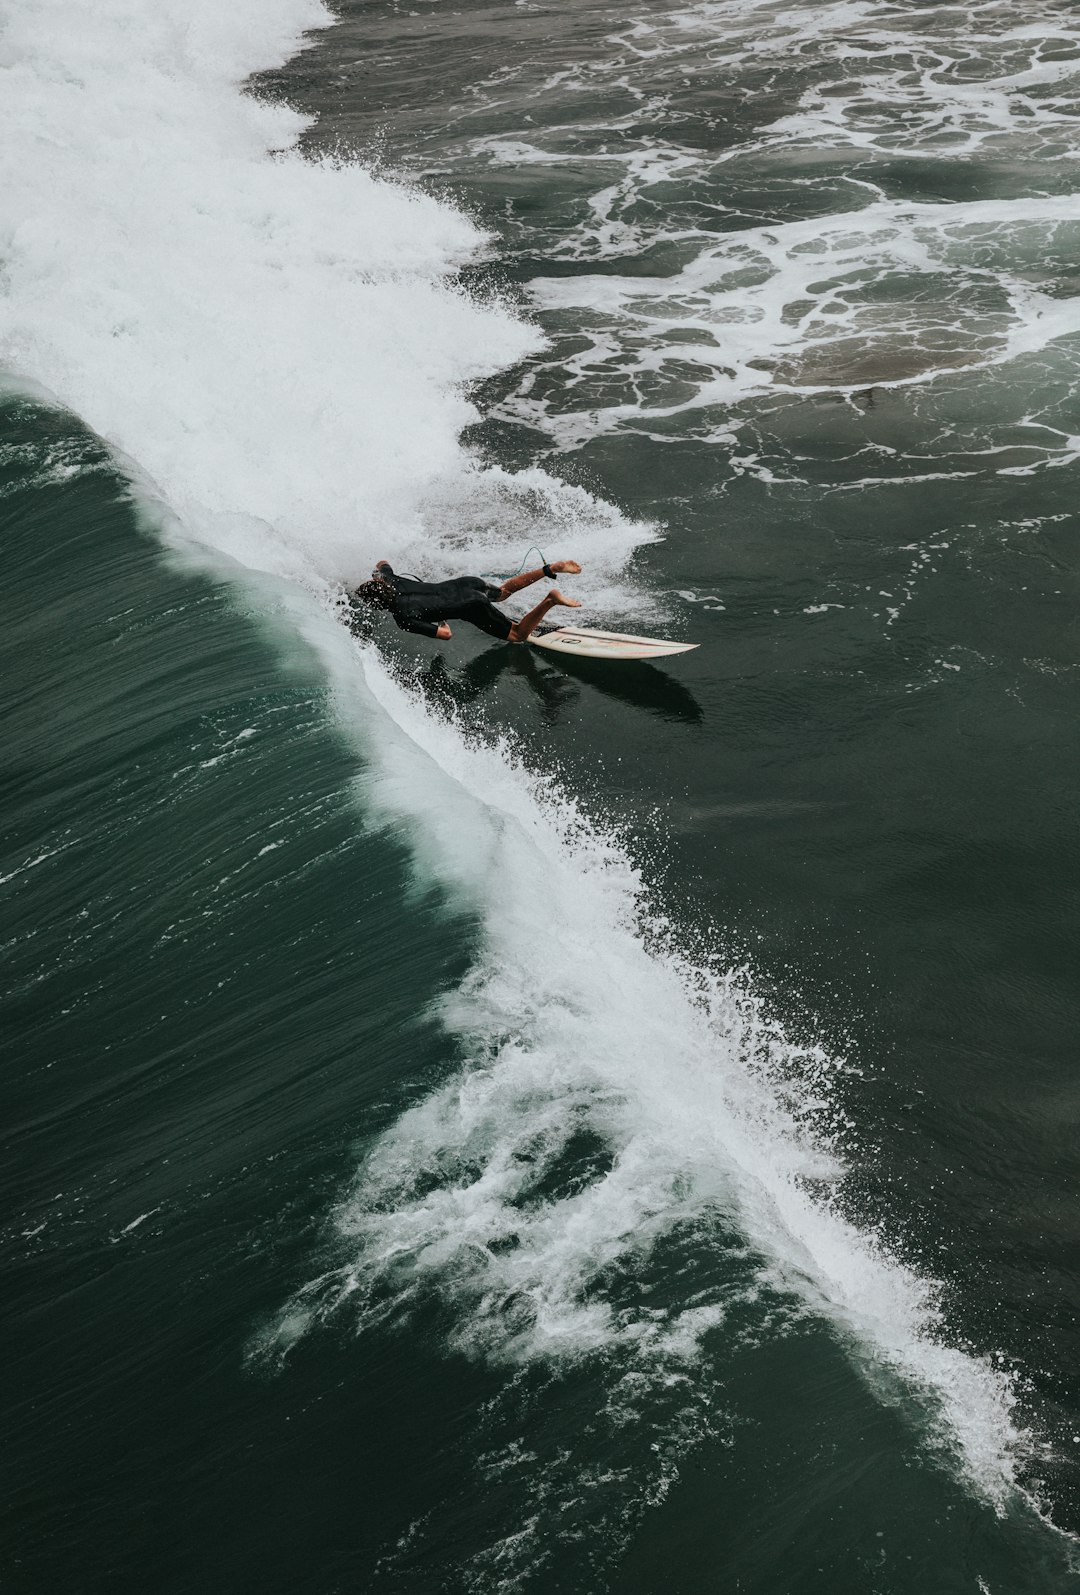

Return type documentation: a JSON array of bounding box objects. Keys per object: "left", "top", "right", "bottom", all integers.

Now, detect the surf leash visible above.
[{"left": 479, "top": 545, "right": 550, "bottom": 581}]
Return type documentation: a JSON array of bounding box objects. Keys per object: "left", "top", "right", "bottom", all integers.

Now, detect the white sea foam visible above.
[
  {"left": 518, "top": 193, "right": 1080, "bottom": 431},
  {"left": 0, "top": 0, "right": 1043, "bottom": 1532},
  {"left": 261, "top": 612, "right": 1030, "bottom": 1515},
  {"left": 0, "top": 0, "right": 652, "bottom": 600},
  {"left": 460, "top": 0, "right": 1080, "bottom": 443}
]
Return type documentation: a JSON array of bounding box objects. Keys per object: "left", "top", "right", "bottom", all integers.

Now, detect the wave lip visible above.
[{"left": 0, "top": 0, "right": 556, "bottom": 589}]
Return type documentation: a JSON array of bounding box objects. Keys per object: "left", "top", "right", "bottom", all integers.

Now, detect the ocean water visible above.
[{"left": 3, "top": 0, "right": 1080, "bottom": 1589}]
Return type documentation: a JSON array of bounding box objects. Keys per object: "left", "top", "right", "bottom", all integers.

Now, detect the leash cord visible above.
[{"left": 479, "top": 545, "right": 548, "bottom": 582}]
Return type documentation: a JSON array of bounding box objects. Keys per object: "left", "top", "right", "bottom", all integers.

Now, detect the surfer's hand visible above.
[{"left": 436, "top": 623, "right": 452, "bottom": 640}]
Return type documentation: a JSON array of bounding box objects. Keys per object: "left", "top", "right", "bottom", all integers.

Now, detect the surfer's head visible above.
[{"left": 353, "top": 577, "right": 396, "bottom": 610}]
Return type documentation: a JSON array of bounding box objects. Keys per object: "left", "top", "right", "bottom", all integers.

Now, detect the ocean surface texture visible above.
[{"left": 4, "top": 0, "right": 1080, "bottom": 1590}]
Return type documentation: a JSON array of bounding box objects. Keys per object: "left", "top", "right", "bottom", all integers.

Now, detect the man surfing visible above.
[{"left": 351, "top": 557, "right": 583, "bottom": 643}]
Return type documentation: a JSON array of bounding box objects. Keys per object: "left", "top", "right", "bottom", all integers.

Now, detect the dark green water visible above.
[{"left": 4, "top": 0, "right": 1080, "bottom": 1589}]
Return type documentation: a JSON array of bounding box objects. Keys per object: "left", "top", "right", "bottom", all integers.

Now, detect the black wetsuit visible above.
[{"left": 378, "top": 566, "right": 513, "bottom": 641}]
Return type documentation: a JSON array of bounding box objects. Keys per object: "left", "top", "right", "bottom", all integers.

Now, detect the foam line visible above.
[
  {"left": 258, "top": 611, "right": 1030, "bottom": 1514},
  {"left": 515, "top": 193, "right": 1080, "bottom": 434},
  {"left": 459, "top": 0, "right": 1080, "bottom": 439}
]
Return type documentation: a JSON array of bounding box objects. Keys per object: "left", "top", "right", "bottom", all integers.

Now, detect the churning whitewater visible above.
[
  {"left": 260, "top": 631, "right": 1028, "bottom": 1516},
  {"left": 0, "top": 0, "right": 644, "bottom": 595},
  {"left": 4, "top": 0, "right": 1074, "bottom": 1578}
]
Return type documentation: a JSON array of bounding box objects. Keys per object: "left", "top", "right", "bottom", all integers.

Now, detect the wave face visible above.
[{"left": 3, "top": 0, "right": 1079, "bottom": 1586}]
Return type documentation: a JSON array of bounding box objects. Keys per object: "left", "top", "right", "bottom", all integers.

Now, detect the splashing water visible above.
[
  {"left": 252, "top": 617, "right": 1029, "bottom": 1520},
  {"left": 0, "top": 0, "right": 1051, "bottom": 1558}
]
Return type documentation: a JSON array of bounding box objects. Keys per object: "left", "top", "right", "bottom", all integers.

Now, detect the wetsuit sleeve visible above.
[{"left": 393, "top": 613, "right": 441, "bottom": 639}]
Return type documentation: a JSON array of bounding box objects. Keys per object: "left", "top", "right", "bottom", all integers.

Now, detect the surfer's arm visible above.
[{"left": 393, "top": 614, "right": 451, "bottom": 640}]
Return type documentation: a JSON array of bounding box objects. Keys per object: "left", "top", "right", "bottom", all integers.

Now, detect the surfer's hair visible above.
[{"left": 354, "top": 577, "right": 396, "bottom": 610}]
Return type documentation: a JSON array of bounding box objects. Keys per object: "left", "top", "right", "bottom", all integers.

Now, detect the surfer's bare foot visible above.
[
  {"left": 510, "top": 585, "right": 581, "bottom": 640},
  {"left": 552, "top": 559, "right": 582, "bottom": 575}
]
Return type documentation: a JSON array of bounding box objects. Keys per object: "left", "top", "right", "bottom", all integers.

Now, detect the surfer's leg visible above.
[
  {"left": 456, "top": 599, "right": 514, "bottom": 641},
  {"left": 496, "top": 560, "right": 582, "bottom": 602},
  {"left": 508, "top": 588, "right": 582, "bottom": 643}
]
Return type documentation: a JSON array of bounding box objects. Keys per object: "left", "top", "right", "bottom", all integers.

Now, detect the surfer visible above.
[{"left": 351, "top": 558, "right": 583, "bottom": 643}]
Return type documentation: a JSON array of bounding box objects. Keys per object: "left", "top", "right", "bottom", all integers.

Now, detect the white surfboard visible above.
[{"left": 529, "top": 625, "right": 698, "bottom": 661}]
